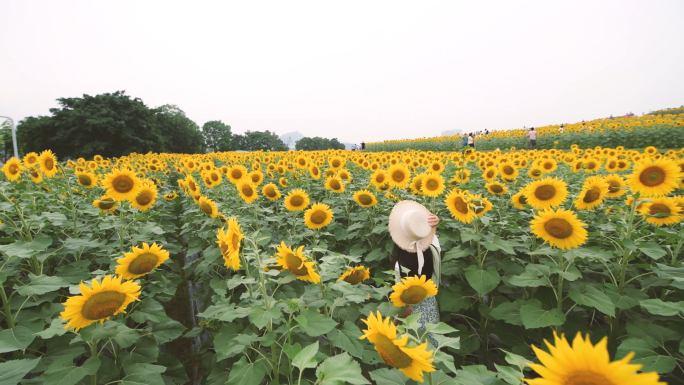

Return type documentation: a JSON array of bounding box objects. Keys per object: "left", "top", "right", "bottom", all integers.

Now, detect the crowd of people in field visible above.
[{"left": 462, "top": 127, "right": 539, "bottom": 150}]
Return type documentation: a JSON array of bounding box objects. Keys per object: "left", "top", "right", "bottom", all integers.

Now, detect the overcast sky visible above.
[{"left": 2, "top": 1, "right": 683, "bottom": 144}]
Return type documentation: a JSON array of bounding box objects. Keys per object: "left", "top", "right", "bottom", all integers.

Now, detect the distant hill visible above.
[
  {"left": 280, "top": 131, "right": 305, "bottom": 150},
  {"left": 441, "top": 129, "right": 462, "bottom": 136}
]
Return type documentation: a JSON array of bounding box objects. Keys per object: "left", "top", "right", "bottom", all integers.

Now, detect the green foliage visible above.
[
  {"left": 295, "top": 136, "right": 346, "bottom": 151},
  {"left": 201, "top": 120, "right": 233, "bottom": 152},
  {"left": 156, "top": 105, "right": 204, "bottom": 154},
  {"left": 234, "top": 130, "right": 288, "bottom": 151},
  {"left": 367, "top": 138, "right": 465, "bottom": 152}
]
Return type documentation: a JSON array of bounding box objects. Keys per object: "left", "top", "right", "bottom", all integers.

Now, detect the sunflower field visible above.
[{"left": 0, "top": 145, "right": 683, "bottom": 385}]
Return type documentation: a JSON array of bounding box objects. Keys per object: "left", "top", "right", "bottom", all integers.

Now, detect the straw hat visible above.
[{"left": 388, "top": 200, "right": 436, "bottom": 253}]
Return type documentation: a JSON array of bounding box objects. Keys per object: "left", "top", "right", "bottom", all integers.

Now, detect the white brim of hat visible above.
[{"left": 388, "top": 200, "right": 436, "bottom": 252}]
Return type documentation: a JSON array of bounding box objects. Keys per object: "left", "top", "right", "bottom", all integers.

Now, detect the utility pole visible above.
[{"left": 0, "top": 116, "right": 19, "bottom": 159}]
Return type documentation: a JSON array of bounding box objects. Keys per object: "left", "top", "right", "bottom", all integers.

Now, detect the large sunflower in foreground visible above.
[
  {"left": 353, "top": 189, "right": 378, "bottom": 207},
  {"left": 525, "top": 332, "right": 664, "bottom": 385},
  {"left": 573, "top": 175, "right": 608, "bottom": 211},
  {"left": 274, "top": 242, "right": 320, "bottom": 283},
  {"left": 262, "top": 183, "right": 282, "bottom": 201},
  {"left": 198, "top": 196, "right": 219, "bottom": 218},
  {"left": 60, "top": 275, "right": 141, "bottom": 331},
  {"left": 304, "top": 202, "right": 334, "bottom": 230},
  {"left": 626, "top": 158, "right": 682, "bottom": 197},
  {"left": 530, "top": 208, "right": 588, "bottom": 250},
  {"left": 102, "top": 169, "right": 143, "bottom": 202},
  {"left": 444, "top": 190, "right": 475, "bottom": 223},
  {"left": 523, "top": 177, "right": 568, "bottom": 210},
  {"left": 390, "top": 275, "right": 438, "bottom": 307},
  {"left": 116, "top": 242, "right": 170, "bottom": 279},
  {"left": 217, "top": 218, "right": 244, "bottom": 270},
  {"left": 284, "top": 189, "right": 310, "bottom": 211},
  {"left": 639, "top": 197, "right": 682, "bottom": 226},
  {"left": 236, "top": 179, "right": 259, "bottom": 204},
  {"left": 359, "top": 311, "right": 435, "bottom": 382},
  {"left": 1, "top": 157, "right": 23, "bottom": 182},
  {"left": 38, "top": 149, "right": 59, "bottom": 178},
  {"left": 338, "top": 266, "right": 370, "bottom": 285}
]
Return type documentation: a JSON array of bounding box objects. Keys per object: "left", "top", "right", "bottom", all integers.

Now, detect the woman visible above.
[{"left": 388, "top": 200, "right": 441, "bottom": 345}]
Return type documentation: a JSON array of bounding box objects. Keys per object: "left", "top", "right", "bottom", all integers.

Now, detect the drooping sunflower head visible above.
[
  {"left": 353, "top": 189, "right": 378, "bottom": 208},
  {"left": 486, "top": 181, "right": 508, "bottom": 195},
  {"left": 236, "top": 179, "right": 259, "bottom": 204},
  {"left": 530, "top": 208, "right": 588, "bottom": 250},
  {"left": 116, "top": 242, "right": 170, "bottom": 279},
  {"left": 522, "top": 177, "right": 568, "bottom": 210},
  {"left": 274, "top": 241, "right": 320, "bottom": 283},
  {"left": 284, "top": 189, "right": 310, "bottom": 211},
  {"left": 338, "top": 266, "right": 371, "bottom": 285},
  {"left": 102, "top": 168, "right": 142, "bottom": 202},
  {"left": 304, "top": 202, "right": 334, "bottom": 230},
  {"left": 390, "top": 275, "right": 438, "bottom": 307},
  {"left": 444, "top": 190, "right": 475, "bottom": 223},
  {"left": 60, "top": 275, "right": 141, "bottom": 331},
  {"left": 627, "top": 158, "right": 682, "bottom": 197},
  {"left": 198, "top": 196, "right": 219, "bottom": 218},
  {"left": 262, "top": 183, "right": 282, "bottom": 201},
  {"left": 163, "top": 192, "right": 178, "bottom": 201},
  {"left": 217, "top": 218, "right": 244, "bottom": 270}
]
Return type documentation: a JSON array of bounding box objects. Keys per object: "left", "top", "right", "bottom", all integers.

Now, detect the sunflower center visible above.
[
  {"left": 77, "top": 175, "right": 92, "bottom": 185},
  {"left": 565, "top": 371, "right": 613, "bottom": 385},
  {"left": 112, "top": 175, "right": 134, "bottom": 193},
  {"left": 136, "top": 191, "right": 153, "bottom": 205},
  {"left": 329, "top": 179, "right": 341, "bottom": 190},
  {"left": 582, "top": 187, "right": 601, "bottom": 203},
  {"left": 332, "top": 160, "right": 341, "bottom": 168},
  {"left": 188, "top": 181, "right": 197, "bottom": 191},
  {"left": 376, "top": 174, "right": 386, "bottom": 183},
  {"left": 211, "top": 173, "right": 220, "bottom": 182},
  {"left": 534, "top": 185, "right": 556, "bottom": 200},
  {"left": 290, "top": 195, "right": 304, "bottom": 207},
  {"left": 44, "top": 159, "right": 54, "bottom": 170},
  {"left": 232, "top": 233, "right": 240, "bottom": 249},
  {"left": 242, "top": 185, "right": 254, "bottom": 197},
  {"left": 251, "top": 175, "right": 259, "bottom": 183},
  {"left": 358, "top": 194, "right": 373, "bottom": 205},
  {"left": 265, "top": 187, "right": 276, "bottom": 198},
  {"left": 454, "top": 198, "right": 469, "bottom": 214},
  {"left": 503, "top": 166, "right": 514, "bottom": 175},
  {"left": 432, "top": 164, "right": 440, "bottom": 171},
  {"left": 400, "top": 286, "right": 428, "bottom": 305},
  {"left": 532, "top": 169, "right": 542, "bottom": 177},
  {"left": 9, "top": 164, "right": 18, "bottom": 174},
  {"left": 543, "top": 218, "right": 573, "bottom": 239},
  {"left": 518, "top": 195, "right": 528, "bottom": 205},
  {"left": 343, "top": 270, "right": 366, "bottom": 285},
  {"left": 98, "top": 198, "right": 116, "bottom": 210},
  {"left": 310, "top": 210, "right": 327, "bottom": 225},
  {"left": 392, "top": 171, "right": 405, "bottom": 182},
  {"left": 81, "top": 291, "right": 126, "bottom": 320},
  {"left": 649, "top": 203, "right": 671, "bottom": 215},
  {"left": 472, "top": 200, "right": 485, "bottom": 214},
  {"left": 543, "top": 163, "right": 553, "bottom": 170},
  {"left": 128, "top": 253, "right": 159, "bottom": 274},
  {"left": 200, "top": 203, "right": 213, "bottom": 215},
  {"left": 373, "top": 334, "right": 413, "bottom": 369},
  {"left": 28, "top": 156, "right": 36, "bottom": 163},
  {"left": 490, "top": 185, "right": 504, "bottom": 193},
  {"left": 231, "top": 170, "right": 243, "bottom": 179},
  {"left": 639, "top": 166, "right": 666, "bottom": 187},
  {"left": 486, "top": 171, "right": 495, "bottom": 178},
  {"left": 285, "top": 252, "right": 308, "bottom": 276},
  {"left": 607, "top": 181, "right": 621, "bottom": 193},
  {"left": 425, "top": 180, "right": 438, "bottom": 191}
]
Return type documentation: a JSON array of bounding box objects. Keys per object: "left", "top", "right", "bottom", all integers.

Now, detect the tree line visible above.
[{"left": 11, "top": 91, "right": 289, "bottom": 159}]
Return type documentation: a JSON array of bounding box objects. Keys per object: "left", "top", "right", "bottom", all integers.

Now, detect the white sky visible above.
[{"left": 2, "top": 1, "right": 683, "bottom": 144}]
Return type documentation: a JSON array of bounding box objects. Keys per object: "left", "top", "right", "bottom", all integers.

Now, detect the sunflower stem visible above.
[
  {"left": 90, "top": 340, "right": 98, "bottom": 385},
  {"left": 556, "top": 248, "right": 564, "bottom": 334}
]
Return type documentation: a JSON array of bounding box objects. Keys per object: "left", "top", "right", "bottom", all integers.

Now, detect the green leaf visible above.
[
  {"left": 520, "top": 299, "right": 565, "bottom": 329},
  {"left": 489, "top": 300, "right": 525, "bottom": 326},
  {"left": 434, "top": 335, "right": 461, "bottom": 350},
  {"left": 214, "top": 324, "right": 244, "bottom": 361},
  {"left": 494, "top": 364, "right": 523, "bottom": 385},
  {"left": 129, "top": 298, "right": 171, "bottom": 324},
  {"left": 14, "top": 273, "right": 71, "bottom": 296},
  {"left": 150, "top": 320, "right": 186, "bottom": 343},
  {"left": 299, "top": 309, "right": 339, "bottom": 337},
  {"left": 640, "top": 299, "right": 684, "bottom": 317},
  {"left": 616, "top": 338, "right": 676, "bottom": 374},
  {"left": 35, "top": 319, "right": 68, "bottom": 339},
  {"left": 248, "top": 306, "right": 281, "bottom": 329},
  {"left": 43, "top": 356, "right": 101, "bottom": 385},
  {"left": 328, "top": 321, "right": 364, "bottom": 358},
  {"left": 638, "top": 242, "right": 667, "bottom": 260},
  {"left": 316, "top": 353, "right": 369, "bottom": 385},
  {"left": 283, "top": 342, "right": 303, "bottom": 361},
  {"left": 0, "top": 326, "right": 36, "bottom": 353},
  {"left": 292, "top": 341, "right": 319, "bottom": 370},
  {"left": 567, "top": 285, "right": 615, "bottom": 316},
  {"left": 425, "top": 322, "right": 458, "bottom": 335},
  {"left": 369, "top": 368, "right": 407, "bottom": 385},
  {"left": 465, "top": 265, "right": 501, "bottom": 296},
  {"left": 120, "top": 337, "right": 160, "bottom": 364},
  {"left": 0, "top": 234, "right": 52, "bottom": 259},
  {"left": 226, "top": 356, "right": 267, "bottom": 385},
  {"left": 443, "top": 247, "right": 474, "bottom": 262},
  {"left": 507, "top": 265, "right": 549, "bottom": 288},
  {"left": 0, "top": 358, "right": 40, "bottom": 385},
  {"left": 502, "top": 350, "right": 529, "bottom": 371}
]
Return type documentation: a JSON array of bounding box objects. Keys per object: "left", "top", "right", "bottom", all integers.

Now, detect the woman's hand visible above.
[{"left": 427, "top": 214, "right": 440, "bottom": 228}]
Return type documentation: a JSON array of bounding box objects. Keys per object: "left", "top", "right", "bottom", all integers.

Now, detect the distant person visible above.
[
  {"left": 528, "top": 128, "right": 537, "bottom": 149},
  {"left": 467, "top": 134, "right": 474, "bottom": 148},
  {"left": 485, "top": 129, "right": 489, "bottom": 136},
  {"left": 361, "top": 142, "right": 365, "bottom": 151},
  {"left": 462, "top": 134, "right": 469, "bottom": 147},
  {"left": 352, "top": 144, "right": 357, "bottom": 151}
]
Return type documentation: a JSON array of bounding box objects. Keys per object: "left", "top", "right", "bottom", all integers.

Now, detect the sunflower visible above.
[
  {"left": 426, "top": 161, "right": 444, "bottom": 174},
  {"left": 444, "top": 190, "right": 475, "bottom": 223},
  {"left": 274, "top": 242, "right": 320, "bottom": 283},
  {"left": 198, "top": 196, "right": 219, "bottom": 218},
  {"left": 390, "top": 275, "right": 438, "bottom": 307},
  {"left": 185, "top": 175, "right": 199, "bottom": 196},
  {"left": 584, "top": 159, "right": 601, "bottom": 173},
  {"left": 483, "top": 167, "right": 498, "bottom": 182},
  {"left": 603, "top": 174, "right": 627, "bottom": 198},
  {"left": 454, "top": 168, "right": 471, "bottom": 183},
  {"left": 337, "top": 168, "right": 352, "bottom": 182},
  {"left": 102, "top": 169, "right": 142, "bottom": 202},
  {"left": 60, "top": 275, "right": 141, "bottom": 332},
  {"left": 499, "top": 164, "right": 519, "bottom": 179},
  {"left": 511, "top": 191, "right": 528, "bottom": 209},
  {"left": 38, "top": 150, "right": 58, "bottom": 177},
  {"left": 23, "top": 152, "right": 39, "bottom": 168},
  {"left": 262, "top": 183, "right": 282, "bottom": 201},
  {"left": 523, "top": 177, "right": 568, "bottom": 210},
  {"left": 486, "top": 181, "right": 508, "bottom": 195},
  {"left": 328, "top": 155, "right": 345, "bottom": 170},
  {"left": 93, "top": 196, "right": 118, "bottom": 213},
  {"left": 639, "top": 197, "right": 682, "bottom": 226},
  {"left": 359, "top": 311, "right": 435, "bottom": 382},
  {"left": 236, "top": 179, "right": 259, "bottom": 204},
  {"left": 228, "top": 165, "right": 248, "bottom": 184},
  {"left": 627, "top": 158, "right": 682, "bottom": 197},
  {"left": 574, "top": 176, "right": 609, "bottom": 211},
  {"left": 410, "top": 174, "right": 425, "bottom": 195},
  {"left": 353, "top": 189, "right": 378, "bottom": 207},
  {"left": 309, "top": 165, "right": 322, "bottom": 180},
  {"left": 163, "top": 192, "right": 178, "bottom": 201},
  {"left": 530, "top": 208, "right": 588, "bottom": 250},
  {"left": 324, "top": 176, "right": 345, "bottom": 193},
  {"left": 388, "top": 164, "right": 411, "bottom": 189},
  {"left": 131, "top": 182, "right": 158, "bottom": 211},
  {"left": 279, "top": 177, "right": 288, "bottom": 188},
  {"left": 524, "top": 332, "right": 664, "bottom": 385},
  {"left": 540, "top": 159, "right": 558, "bottom": 173},
  {"left": 304, "top": 202, "right": 334, "bottom": 230},
  {"left": 421, "top": 174, "right": 445, "bottom": 197},
  {"left": 284, "top": 189, "right": 310, "bottom": 211},
  {"left": 115, "top": 242, "right": 170, "bottom": 280},
  {"left": 468, "top": 194, "right": 493, "bottom": 217},
  {"left": 1, "top": 157, "right": 23, "bottom": 181},
  {"left": 370, "top": 170, "right": 388, "bottom": 188},
  {"left": 338, "top": 266, "right": 370, "bottom": 285},
  {"left": 248, "top": 171, "right": 264, "bottom": 186},
  {"left": 217, "top": 218, "right": 244, "bottom": 270},
  {"left": 29, "top": 169, "right": 43, "bottom": 184}
]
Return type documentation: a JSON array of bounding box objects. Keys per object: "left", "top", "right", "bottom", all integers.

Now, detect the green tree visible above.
[
  {"left": 156, "top": 105, "right": 204, "bottom": 154},
  {"left": 202, "top": 120, "right": 233, "bottom": 152},
  {"left": 295, "top": 136, "right": 345, "bottom": 151},
  {"left": 1, "top": 120, "right": 15, "bottom": 162},
  {"left": 234, "top": 130, "right": 288, "bottom": 151},
  {"left": 17, "top": 91, "right": 163, "bottom": 158}
]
